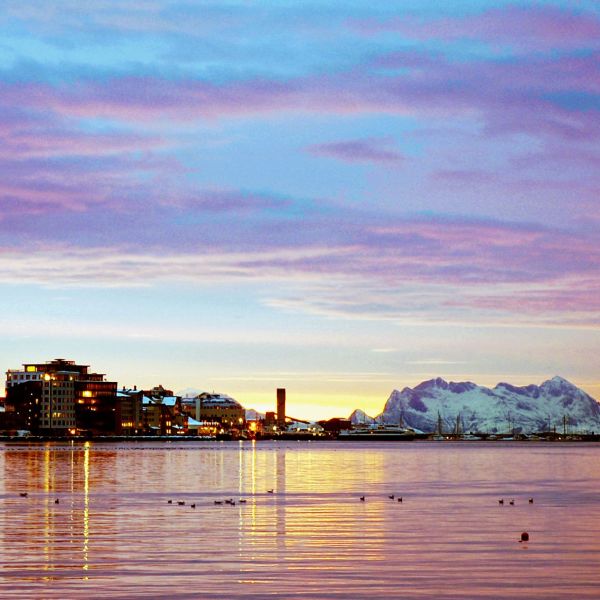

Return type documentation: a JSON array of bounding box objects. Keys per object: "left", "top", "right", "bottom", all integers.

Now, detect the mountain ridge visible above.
[{"left": 350, "top": 376, "right": 600, "bottom": 434}]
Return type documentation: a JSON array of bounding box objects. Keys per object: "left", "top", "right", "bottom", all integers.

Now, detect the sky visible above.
[{"left": 1, "top": 0, "right": 599, "bottom": 420}]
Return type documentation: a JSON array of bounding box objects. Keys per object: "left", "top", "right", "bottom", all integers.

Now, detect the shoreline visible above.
[{"left": 1, "top": 434, "right": 599, "bottom": 443}]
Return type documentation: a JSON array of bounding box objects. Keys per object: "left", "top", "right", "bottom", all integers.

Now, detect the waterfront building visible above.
[
  {"left": 116, "top": 387, "right": 144, "bottom": 435},
  {"left": 5, "top": 358, "right": 117, "bottom": 435},
  {"left": 142, "top": 389, "right": 186, "bottom": 435},
  {"left": 183, "top": 392, "right": 245, "bottom": 430}
]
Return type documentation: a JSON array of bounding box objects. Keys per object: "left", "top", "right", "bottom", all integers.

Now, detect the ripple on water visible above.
[{"left": 0, "top": 441, "right": 600, "bottom": 599}]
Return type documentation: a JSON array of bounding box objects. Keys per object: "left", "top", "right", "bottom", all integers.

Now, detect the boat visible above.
[{"left": 338, "top": 424, "right": 416, "bottom": 441}]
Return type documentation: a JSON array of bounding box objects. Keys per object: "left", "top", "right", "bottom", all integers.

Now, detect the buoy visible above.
[{"left": 520, "top": 532, "right": 529, "bottom": 542}]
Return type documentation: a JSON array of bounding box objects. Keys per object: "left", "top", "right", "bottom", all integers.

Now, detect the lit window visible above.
[
  {"left": 26, "top": 366, "right": 36, "bottom": 373},
  {"left": 82, "top": 391, "right": 93, "bottom": 398}
]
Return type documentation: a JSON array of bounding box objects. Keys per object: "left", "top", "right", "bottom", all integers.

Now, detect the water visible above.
[{"left": 0, "top": 441, "right": 599, "bottom": 599}]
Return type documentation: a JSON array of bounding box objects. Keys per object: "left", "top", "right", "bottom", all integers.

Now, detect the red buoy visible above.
[{"left": 520, "top": 532, "right": 529, "bottom": 542}]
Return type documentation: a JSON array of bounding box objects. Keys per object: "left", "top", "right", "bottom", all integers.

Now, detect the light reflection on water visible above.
[{"left": 1, "top": 441, "right": 600, "bottom": 599}]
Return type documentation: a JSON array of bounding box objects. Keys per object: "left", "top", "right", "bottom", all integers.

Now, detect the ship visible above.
[{"left": 338, "top": 424, "right": 416, "bottom": 441}]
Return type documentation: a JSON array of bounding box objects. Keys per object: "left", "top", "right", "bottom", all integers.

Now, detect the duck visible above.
[{"left": 359, "top": 496, "right": 365, "bottom": 502}]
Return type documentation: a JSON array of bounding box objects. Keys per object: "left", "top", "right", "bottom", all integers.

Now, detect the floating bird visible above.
[
  {"left": 520, "top": 532, "right": 529, "bottom": 542},
  {"left": 528, "top": 498, "right": 534, "bottom": 504},
  {"left": 397, "top": 497, "right": 403, "bottom": 503},
  {"left": 388, "top": 495, "right": 395, "bottom": 500},
  {"left": 239, "top": 499, "right": 247, "bottom": 503},
  {"left": 54, "top": 499, "right": 59, "bottom": 504},
  {"left": 190, "top": 504, "right": 196, "bottom": 509},
  {"left": 225, "top": 499, "right": 234, "bottom": 505},
  {"left": 214, "top": 500, "right": 223, "bottom": 505},
  {"left": 359, "top": 496, "right": 365, "bottom": 502},
  {"left": 167, "top": 500, "right": 173, "bottom": 504},
  {"left": 498, "top": 499, "right": 504, "bottom": 505},
  {"left": 177, "top": 501, "right": 185, "bottom": 506},
  {"left": 267, "top": 489, "right": 274, "bottom": 494},
  {"left": 19, "top": 493, "right": 28, "bottom": 498},
  {"left": 509, "top": 499, "right": 515, "bottom": 506}
]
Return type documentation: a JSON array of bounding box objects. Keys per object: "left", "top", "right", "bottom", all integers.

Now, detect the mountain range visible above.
[{"left": 350, "top": 376, "right": 600, "bottom": 434}]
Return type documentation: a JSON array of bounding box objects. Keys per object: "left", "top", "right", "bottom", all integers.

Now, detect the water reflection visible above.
[{"left": 1, "top": 442, "right": 600, "bottom": 599}]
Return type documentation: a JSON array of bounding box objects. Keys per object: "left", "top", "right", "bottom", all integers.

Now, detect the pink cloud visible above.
[
  {"left": 0, "top": 204, "right": 598, "bottom": 326},
  {"left": 1, "top": 45, "right": 597, "bottom": 152}
]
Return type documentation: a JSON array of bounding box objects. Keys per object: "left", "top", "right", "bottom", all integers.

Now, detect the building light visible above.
[
  {"left": 82, "top": 391, "right": 93, "bottom": 398},
  {"left": 26, "top": 366, "right": 36, "bottom": 372}
]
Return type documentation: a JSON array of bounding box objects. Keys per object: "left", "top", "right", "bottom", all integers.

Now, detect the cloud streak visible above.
[{"left": 306, "top": 137, "right": 405, "bottom": 164}]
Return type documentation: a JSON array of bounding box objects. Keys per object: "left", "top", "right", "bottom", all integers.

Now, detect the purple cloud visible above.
[
  {"left": 307, "top": 137, "right": 405, "bottom": 164},
  {"left": 351, "top": 5, "right": 600, "bottom": 50}
]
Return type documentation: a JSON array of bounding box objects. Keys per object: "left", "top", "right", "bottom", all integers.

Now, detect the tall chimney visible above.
[{"left": 276, "top": 388, "right": 286, "bottom": 430}]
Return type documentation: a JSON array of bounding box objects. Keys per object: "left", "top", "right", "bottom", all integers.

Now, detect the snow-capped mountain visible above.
[
  {"left": 349, "top": 409, "right": 376, "bottom": 425},
  {"left": 356, "top": 376, "right": 600, "bottom": 434}
]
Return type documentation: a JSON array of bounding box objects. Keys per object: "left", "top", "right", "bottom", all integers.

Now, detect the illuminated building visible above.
[
  {"left": 5, "top": 358, "right": 117, "bottom": 435},
  {"left": 183, "top": 392, "right": 245, "bottom": 429},
  {"left": 142, "top": 388, "right": 185, "bottom": 435},
  {"left": 116, "top": 387, "right": 143, "bottom": 435}
]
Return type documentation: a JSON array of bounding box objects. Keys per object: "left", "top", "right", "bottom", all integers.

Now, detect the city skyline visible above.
[{"left": 1, "top": 1, "right": 599, "bottom": 420}]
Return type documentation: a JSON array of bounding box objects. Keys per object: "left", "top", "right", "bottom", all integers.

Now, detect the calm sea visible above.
[{"left": 0, "top": 441, "right": 599, "bottom": 599}]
